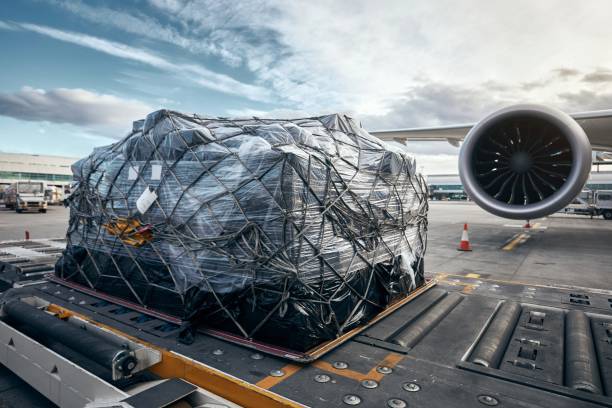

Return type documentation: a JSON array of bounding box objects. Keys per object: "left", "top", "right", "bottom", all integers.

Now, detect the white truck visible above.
[
  {"left": 561, "top": 189, "right": 612, "bottom": 219},
  {"left": 594, "top": 189, "right": 612, "bottom": 220},
  {"left": 4, "top": 181, "right": 48, "bottom": 213}
]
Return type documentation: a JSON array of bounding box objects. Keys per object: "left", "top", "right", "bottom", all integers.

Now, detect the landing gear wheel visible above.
[
  {"left": 603, "top": 210, "right": 612, "bottom": 220},
  {"left": 39, "top": 209, "right": 47, "bottom": 213},
  {"left": 16, "top": 208, "right": 23, "bottom": 213}
]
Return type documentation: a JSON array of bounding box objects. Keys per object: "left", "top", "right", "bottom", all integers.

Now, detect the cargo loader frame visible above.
[{"left": 1, "top": 249, "right": 612, "bottom": 407}]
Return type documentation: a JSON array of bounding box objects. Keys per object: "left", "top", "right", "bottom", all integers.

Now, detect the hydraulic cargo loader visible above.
[{"left": 0, "top": 249, "right": 612, "bottom": 407}]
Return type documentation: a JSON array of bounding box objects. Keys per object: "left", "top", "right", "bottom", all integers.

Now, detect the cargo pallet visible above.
[{"left": 0, "top": 241, "right": 611, "bottom": 407}]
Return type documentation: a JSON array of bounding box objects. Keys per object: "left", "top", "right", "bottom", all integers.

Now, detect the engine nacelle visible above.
[{"left": 459, "top": 104, "right": 592, "bottom": 220}]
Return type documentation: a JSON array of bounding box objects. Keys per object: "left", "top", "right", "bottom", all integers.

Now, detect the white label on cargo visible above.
[
  {"left": 136, "top": 187, "right": 158, "bottom": 214},
  {"left": 128, "top": 165, "right": 139, "bottom": 180},
  {"left": 151, "top": 164, "right": 162, "bottom": 180}
]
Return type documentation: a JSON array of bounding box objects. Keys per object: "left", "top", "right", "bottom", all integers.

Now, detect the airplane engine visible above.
[{"left": 459, "top": 104, "right": 592, "bottom": 220}]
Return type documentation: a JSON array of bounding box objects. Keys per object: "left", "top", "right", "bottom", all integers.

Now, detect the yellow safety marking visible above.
[
  {"left": 312, "top": 352, "right": 404, "bottom": 382},
  {"left": 502, "top": 232, "right": 529, "bottom": 251},
  {"left": 46, "top": 304, "right": 306, "bottom": 408},
  {"left": 462, "top": 284, "right": 476, "bottom": 294},
  {"left": 438, "top": 273, "right": 557, "bottom": 291},
  {"left": 312, "top": 360, "right": 371, "bottom": 381},
  {"left": 366, "top": 352, "right": 404, "bottom": 381},
  {"left": 256, "top": 364, "right": 303, "bottom": 389},
  {"left": 465, "top": 273, "right": 480, "bottom": 279}
]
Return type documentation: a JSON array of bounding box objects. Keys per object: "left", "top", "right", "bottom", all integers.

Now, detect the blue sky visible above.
[{"left": 2, "top": 1, "right": 612, "bottom": 173}]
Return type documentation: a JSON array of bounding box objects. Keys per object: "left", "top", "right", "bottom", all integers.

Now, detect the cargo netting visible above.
[{"left": 56, "top": 110, "right": 428, "bottom": 351}]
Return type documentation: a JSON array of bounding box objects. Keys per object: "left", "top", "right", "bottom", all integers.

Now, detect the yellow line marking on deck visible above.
[
  {"left": 256, "top": 364, "right": 303, "bottom": 389},
  {"left": 313, "top": 352, "right": 405, "bottom": 382}
]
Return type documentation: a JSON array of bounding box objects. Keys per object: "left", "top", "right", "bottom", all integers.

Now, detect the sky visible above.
[{"left": 2, "top": 1, "right": 612, "bottom": 174}]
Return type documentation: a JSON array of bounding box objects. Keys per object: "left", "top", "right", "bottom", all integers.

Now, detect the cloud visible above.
[
  {"left": 582, "top": 68, "right": 612, "bottom": 83},
  {"left": 13, "top": 22, "right": 270, "bottom": 102},
  {"left": 49, "top": 0, "right": 244, "bottom": 66},
  {"left": 0, "top": 86, "right": 152, "bottom": 131},
  {"left": 553, "top": 68, "right": 581, "bottom": 78},
  {"left": 148, "top": 0, "right": 612, "bottom": 115},
  {"left": 36, "top": 0, "right": 612, "bottom": 121},
  {"left": 0, "top": 21, "right": 17, "bottom": 30},
  {"left": 558, "top": 90, "right": 612, "bottom": 112},
  {"left": 360, "top": 82, "right": 511, "bottom": 131}
]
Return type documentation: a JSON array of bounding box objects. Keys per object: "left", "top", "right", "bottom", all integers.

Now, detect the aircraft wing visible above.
[
  {"left": 370, "top": 124, "right": 472, "bottom": 147},
  {"left": 370, "top": 109, "right": 612, "bottom": 151}
]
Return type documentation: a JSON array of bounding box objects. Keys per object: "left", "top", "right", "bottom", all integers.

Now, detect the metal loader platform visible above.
[
  {"left": 1, "top": 257, "right": 612, "bottom": 407},
  {"left": 0, "top": 238, "right": 65, "bottom": 288}
]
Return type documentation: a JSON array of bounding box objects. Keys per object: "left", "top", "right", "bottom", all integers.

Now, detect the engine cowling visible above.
[{"left": 459, "top": 104, "right": 592, "bottom": 220}]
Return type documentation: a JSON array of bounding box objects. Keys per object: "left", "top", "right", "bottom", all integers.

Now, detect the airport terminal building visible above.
[
  {"left": 0, "top": 152, "right": 77, "bottom": 191},
  {"left": 427, "top": 171, "right": 612, "bottom": 200}
]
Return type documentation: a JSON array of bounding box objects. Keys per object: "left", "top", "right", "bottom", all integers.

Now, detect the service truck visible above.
[
  {"left": 561, "top": 189, "right": 612, "bottom": 220},
  {"left": 44, "top": 185, "right": 65, "bottom": 205},
  {"left": 4, "top": 181, "right": 48, "bottom": 213},
  {"left": 593, "top": 189, "right": 612, "bottom": 220}
]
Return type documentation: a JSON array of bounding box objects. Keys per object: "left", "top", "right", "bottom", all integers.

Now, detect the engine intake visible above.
[{"left": 459, "top": 105, "right": 591, "bottom": 219}]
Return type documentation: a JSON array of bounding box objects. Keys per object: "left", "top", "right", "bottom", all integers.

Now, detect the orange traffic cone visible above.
[{"left": 457, "top": 223, "right": 472, "bottom": 251}]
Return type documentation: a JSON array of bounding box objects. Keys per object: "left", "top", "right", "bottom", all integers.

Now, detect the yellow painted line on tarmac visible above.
[
  {"left": 502, "top": 232, "right": 530, "bottom": 251},
  {"left": 500, "top": 221, "right": 541, "bottom": 251}
]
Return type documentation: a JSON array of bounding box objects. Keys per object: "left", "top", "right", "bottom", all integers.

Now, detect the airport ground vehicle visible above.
[
  {"left": 44, "top": 186, "right": 64, "bottom": 205},
  {"left": 595, "top": 190, "right": 612, "bottom": 219},
  {"left": 0, "top": 239, "right": 611, "bottom": 408},
  {"left": 561, "top": 189, "right": 612, "bottom": 219},
  {"left": 4, "top": 181, "right": 48, "bottom": 213}
]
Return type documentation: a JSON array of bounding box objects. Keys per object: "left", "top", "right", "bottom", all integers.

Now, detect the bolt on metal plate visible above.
[
  {"left": 333, "top": 361, "right": 349, "bottom": 369},
  {"left": 270, "top": 369, "right": 285, "bottom": 377},
  {"left": 314, "top": 374, "right": 331, "bottom": 383},
  {"left": 402, "top": 382, "right": 420, "bottom": 392},
  {"left": 251, "top": 353, "right": 264, "bottom": 360},
  {"left": 343, "top": 394, "right": 361, "bottom": 405},
  {"left": 361, "top": 379, "right": 378, "bottom": 389},
  {"left": 212, "top": 349, "right": 224, "bottom": 356},
  {"left": 387, "top": 398, "right": 407, "bottom": 408},
  {"left": 376, "top": 366, "right": 392, "bottom": 374},
  {"left": 478, "top": 395, "right": 499, "bottom": 406}
]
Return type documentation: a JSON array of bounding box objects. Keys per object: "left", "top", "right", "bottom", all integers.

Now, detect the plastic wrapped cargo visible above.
[{"left": 55, "top": 110, "right": 428, "bottom": 351}]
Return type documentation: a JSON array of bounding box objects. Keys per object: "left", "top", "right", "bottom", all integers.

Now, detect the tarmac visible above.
[
  {"left": 426, "top": 201, "right": 612, "bottom": 290},
  {"left": 0, "top": 201, "right": 610, "bottom": 406}
]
